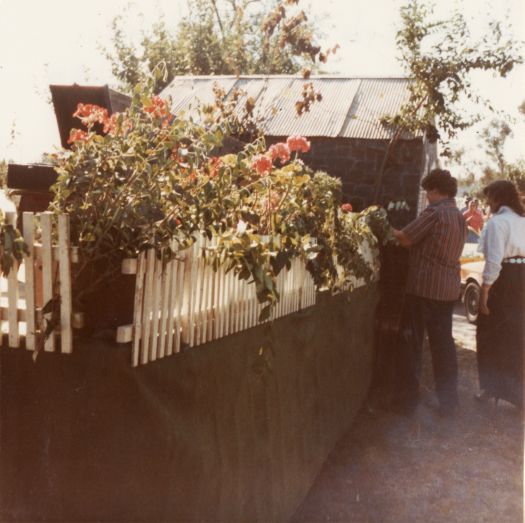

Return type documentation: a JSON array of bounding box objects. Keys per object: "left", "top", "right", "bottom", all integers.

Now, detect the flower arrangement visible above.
[{"left": 47, "top": 85, "right": 393, "bottom": 319}]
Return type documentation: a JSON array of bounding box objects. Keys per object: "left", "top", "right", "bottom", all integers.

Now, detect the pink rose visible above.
[{"left": 341, "top": 203, "right": 353, "bottom": 213}]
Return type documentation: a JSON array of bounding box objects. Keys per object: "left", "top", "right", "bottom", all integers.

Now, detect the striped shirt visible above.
[{"left": 402, "top": 198, "right": 467, "bottom": 301}]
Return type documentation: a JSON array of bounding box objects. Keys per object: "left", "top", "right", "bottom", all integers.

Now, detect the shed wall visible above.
[{"left": 268, "top": 136, "right": 428, "bottom": 217}]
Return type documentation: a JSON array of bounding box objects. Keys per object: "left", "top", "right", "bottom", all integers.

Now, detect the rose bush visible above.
[{"left": 47, "top": 85, "right": 393, "bottom": 319}]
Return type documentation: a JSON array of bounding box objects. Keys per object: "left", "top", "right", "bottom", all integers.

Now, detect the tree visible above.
[
  {"left": 374, "top": 0, "right": 522, "bottom": 200},
  {"left": 505, "top": 159, "right": 525, "bottom": 193},
  {"left": 393, "top": 0, "right": 521, "bottom": 150},
  {"left": 105, "top": 0, "right": 325, "bottom": 94},
  {"left": 473, "top": 119, "right": 524, "bottom": 197},
  {"left": 480, "top": 119, "right": 512, "bottom": 175}
]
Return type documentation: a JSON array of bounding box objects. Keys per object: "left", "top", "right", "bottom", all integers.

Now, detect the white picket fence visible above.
[
  {"left": 0, "top": 212, "right": 76, "bottom": 353},
  {"left": 116, "top": 235, "right": 317, "bottom": 367}
]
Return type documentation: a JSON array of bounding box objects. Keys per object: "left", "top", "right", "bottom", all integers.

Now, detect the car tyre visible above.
[{"left": 464, "top": 281, "right": 480, "bottom": 324}]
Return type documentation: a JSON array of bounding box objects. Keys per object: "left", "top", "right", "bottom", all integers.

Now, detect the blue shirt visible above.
[{"left": 478, "top": 205, "right": 525, "bottom": 285}]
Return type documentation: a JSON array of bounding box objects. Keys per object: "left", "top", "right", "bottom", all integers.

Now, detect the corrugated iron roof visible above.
[{"left": 160, "top": 75, "right": 419, "bottom": 140}]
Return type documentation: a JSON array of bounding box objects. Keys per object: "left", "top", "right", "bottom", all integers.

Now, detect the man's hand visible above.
[
  {"left": 479, "top": 284, "right": 491, "bottom": 315},
  {"left": 392, "top": 228, "right": 413, "bottom": 247}
]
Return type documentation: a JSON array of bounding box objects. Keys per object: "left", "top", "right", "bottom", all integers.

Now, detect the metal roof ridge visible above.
[
  {"left": 338, "top": 79, "right": 363, "bottom": 138},
  {"left": 169, "top": 74, "right": 410, "bottom": 80}
]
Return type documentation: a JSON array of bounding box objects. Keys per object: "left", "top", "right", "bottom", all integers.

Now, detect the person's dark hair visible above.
[
  {"left": 421, "top": 169, "right": 458, "bottom": 198},
  {"left": 483, "top": 180, "right": 525, "bottom": 216}
]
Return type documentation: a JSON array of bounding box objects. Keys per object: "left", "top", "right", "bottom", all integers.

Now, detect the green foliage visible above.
[
  {"left": 0, "top": 210, "right": 28, "bottom": 277},
  {"left": 104, "top": 0, "right": 323, "bottom": 95},
  {"left": 0, "top": 160, "right": 7, "bottom": 188},
  {"left": 480, "top": 119, "right": 513, "bottom": 175},
  {"left": 504, "top": 160, "right": 525, "bottom": 194},
  {"left": 48, "top": 85, "right": 389, "bottom": 315},
  {"left": 468, "top": 118, "right": 525, "bottom": 198},
  {"left": 384, "top": 0, "right": 523, "bottom": 155},
  {"left": 473, "top": 161, "right": 525, "bottom": 200}
]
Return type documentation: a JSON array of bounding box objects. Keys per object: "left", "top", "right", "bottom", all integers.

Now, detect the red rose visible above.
[{"left": 341, "top": 203, "right": 353, "bottom": 213}]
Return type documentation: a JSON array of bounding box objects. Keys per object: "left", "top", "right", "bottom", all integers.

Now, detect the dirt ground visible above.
[{"left": 292, "top": 307, "right": 523, "bottom": 523}]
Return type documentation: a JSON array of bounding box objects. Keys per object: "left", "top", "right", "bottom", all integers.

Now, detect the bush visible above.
[{"left": 48, "top": 85, "right": 392, "bottom": 318}]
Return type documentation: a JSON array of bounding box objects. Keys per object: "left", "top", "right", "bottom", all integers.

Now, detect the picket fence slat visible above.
[
  {"left": 175, "top": 255, "right": 184, "bottom": 353},
  {"left": 22, "top": 213, "right": 36, "bottom": 351},
  {"left": 131, "top": 252, "right": 146, "bottom": 367},
  {"left": 140, "top": 249, "right": 155, "bottom": 365},
  {"left": 150, "top": 255, "right": 163, "bottom": 361},
  {"left": 58, "top": 215, "right": 73, "bottom": 354},
  {"left": 165, "top": 259, "right": 176, "bottom": 357},
  {"left": 160, "top": 259, "right": 172, "bottom": 358},
  {"left": 6, "top": 213, "right": 20, "bottom": 348},
  {"left": 40, "top": 213, "right": 55, "bottom": 352}
]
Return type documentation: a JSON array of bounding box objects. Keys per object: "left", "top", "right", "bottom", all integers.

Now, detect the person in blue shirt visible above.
[{"left": 475, "top": 180, "right": 525, "bottom": 409}]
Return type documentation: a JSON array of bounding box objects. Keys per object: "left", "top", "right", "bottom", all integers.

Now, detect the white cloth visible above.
[{"left": 478, "top": 205, "right": 525, "bottom": 285}]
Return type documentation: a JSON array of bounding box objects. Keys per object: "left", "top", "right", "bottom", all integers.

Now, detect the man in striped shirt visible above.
[{"left": 393, "top": 169, "right": 467, "bottom": 416}]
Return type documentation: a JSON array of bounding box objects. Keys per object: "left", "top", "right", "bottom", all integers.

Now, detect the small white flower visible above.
[{"left": 236, "top": 220, "right": 247, "bottom": 234}]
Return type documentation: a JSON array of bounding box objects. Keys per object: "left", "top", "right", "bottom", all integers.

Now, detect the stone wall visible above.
[
  {"left": 268, "top": 136, "right": 428, "bottom": 216},
  {"left": 0, "top": 286, "right": 378, "bottom": 522}
]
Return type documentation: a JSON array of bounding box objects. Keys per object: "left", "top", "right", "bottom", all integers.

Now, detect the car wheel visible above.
[{"left": 464, "top": 281, "right": 480, "bottom": 324}]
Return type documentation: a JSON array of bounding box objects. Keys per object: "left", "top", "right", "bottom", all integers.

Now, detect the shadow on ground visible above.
[{"left": 292, "top": 343, "right": 523, "bottom": 523}]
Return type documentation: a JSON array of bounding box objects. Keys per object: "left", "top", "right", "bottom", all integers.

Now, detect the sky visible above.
[{"left": 0, "top": 0, "right": 524, "bottom": 174}]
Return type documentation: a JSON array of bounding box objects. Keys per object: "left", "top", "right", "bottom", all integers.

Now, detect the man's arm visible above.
[
  {"left": 392, "top": 207, "right": 437, "bottom": 248},
  {"left": 392, "top": 228, "right": 413, "bottom": 247}
]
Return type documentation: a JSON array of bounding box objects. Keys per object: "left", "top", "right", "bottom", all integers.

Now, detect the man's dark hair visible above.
[
  {"left": 483, "top": 180, "right": 525, "bottom": 216},
  {"left": 421, "top": 169, "right": 458, "bottom": 197}
]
